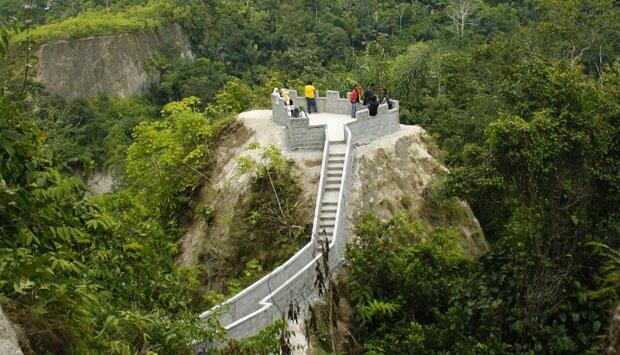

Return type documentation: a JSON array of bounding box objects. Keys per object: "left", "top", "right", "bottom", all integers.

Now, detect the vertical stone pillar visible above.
[{"left": 325, "top": 90, "right": 340, "bottom": 113}]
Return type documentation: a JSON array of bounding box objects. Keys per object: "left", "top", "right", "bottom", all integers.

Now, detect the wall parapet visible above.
[
  {"left": 272, "top": 90, "right": 401, "bottom": 149},
  {"left": 347, "top": 103, "right": 400, "bottom": 145},
  {"left": 199, "top": 90, "right": 401, "bottom": 346}
]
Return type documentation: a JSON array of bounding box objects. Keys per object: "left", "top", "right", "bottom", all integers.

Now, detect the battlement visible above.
[
  {"left": 272, "top": 89, "right": 400, "bottom": 149},
  {"left": 199, "top": 91, "right": 402, "bottom": 348}
]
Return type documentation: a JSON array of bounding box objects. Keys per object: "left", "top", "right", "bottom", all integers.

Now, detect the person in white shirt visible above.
[{"left": 282, "top": 90, "right": 294, "bottom": 117}]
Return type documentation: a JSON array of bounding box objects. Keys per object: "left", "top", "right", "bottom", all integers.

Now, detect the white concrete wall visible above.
[
  {"left": 347, "top": 102, "right": 400, "bottom": 145},
  {"left": 216, "top": 128, "right": 355, "bottom": 340},
  {"left": 201, "top": 91, "right": 400, "bottom": 344}
]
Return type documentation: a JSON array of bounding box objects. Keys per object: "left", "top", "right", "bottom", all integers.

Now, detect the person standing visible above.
[
  {"left": 350, "top": 85, "right": 361, "bottom": 118},
  {"left": 379, "top": 88, "right": 393, "bottom": 110},
  {"left": 282, "top": 89, "right": 294, "bottom": 117},
  {"left": 368, "top": 95, "right": 379, "bottom": 116},
  {"left": 363, "top": 83, "right": 375, "bottom": 108},
  {"left": 304, "top": 81, "right": 318, "bottom": 114}
]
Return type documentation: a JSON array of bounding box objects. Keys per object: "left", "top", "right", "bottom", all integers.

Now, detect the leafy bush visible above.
[
  {"left": 125, "top": 96, "right": 225, "bottom": 221},
  {"left": 36, "top": 95, "right": 158, "bottom": 176},
  {"left": 0, "top": 97, "right": 216, "bottom": 353},
  {"left": 346, "top": 213, "right": 472, "bottom": 354},
  {"left": 227, "top": 144, "right": 311, "bottom": 291}
]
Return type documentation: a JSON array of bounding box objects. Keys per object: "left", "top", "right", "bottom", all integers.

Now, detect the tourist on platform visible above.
[
  {"left": 282, "top": 89, "right": 294, "bottom": 117},
  {"left": 304, "top": 81, "right": 318, "bottom": 114},
  {"left": 379, "top": 87, "right": 393, "bottom": 110},
  {"left": 368, "top": 95, "right": 379, "bottom": 116},
  {"left": 350, "top": 85, "right": 361, "bottom": 118},
  {"left": 363, "top": 83, "right": 375, "bottom": 108}
]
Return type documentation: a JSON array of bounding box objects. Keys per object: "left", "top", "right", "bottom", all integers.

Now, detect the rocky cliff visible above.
[
  {"left": 36, "top": 24, "right": 193, "bottom": 99},
  {"left": 0, "top": 307, "right": 23, "bottom": 355},
  {"left": 348, "top": 125, "right": 488, "bottom": 255},
  {"left": 178, "top": 111, "right": 487, "bottom": 292},
  {"left": 177, "top": 110, "right": 322, "bottom": 291}
]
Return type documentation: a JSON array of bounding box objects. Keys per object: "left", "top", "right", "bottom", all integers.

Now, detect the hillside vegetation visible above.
[{"left": 1, "top": 0, "right": 620, "bottom": 353}]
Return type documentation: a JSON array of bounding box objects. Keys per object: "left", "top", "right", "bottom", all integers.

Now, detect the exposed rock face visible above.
[
  {"left": 178, "top": 111, "right": 487, "bottom": 292},
  {"left": 86, "top": 171, "right": 115, "bottom": 195},
  {"left": 0, "top": 307, "right": 23, "bottom": 355},
  {"left": 177, "top": 110, "right": 322, "bottom": 291},
  {"left": 347, "top": 124, "right": 488, "bottom": 256},
  {"left": 36, "top": 24, "right": 193, "bottom": 99}
]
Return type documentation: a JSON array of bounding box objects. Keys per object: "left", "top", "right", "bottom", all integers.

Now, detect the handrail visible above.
[
  {"left": 332, "top": 126, "right": 353, "bottom": 264},
  {"left": 311, "top": 130, "right": 330, "bottom": 240},
  {"left": 200, "top": 91, "right": 368, "bottom": 342},
  {"left": 200, "top": 126, "right": 331, "bottom": 323},
  {"left": 220, "top": 127, "right": 354, "bottom": 336}
]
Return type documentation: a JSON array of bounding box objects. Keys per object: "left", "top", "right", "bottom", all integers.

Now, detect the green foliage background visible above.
[{"left": 1, "top": 0, "right": 620, "bottom": 353}]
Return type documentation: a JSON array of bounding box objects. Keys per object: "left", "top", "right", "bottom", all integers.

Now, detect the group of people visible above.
[
  {"left": 274, "top": 81, "right": 393, "bottom": 118},
  {"left": 273, "top": 88, "right": 303, "bottom": 118},
  {"left": 349, "top": 83, "right": 392, "bottom": 118}
]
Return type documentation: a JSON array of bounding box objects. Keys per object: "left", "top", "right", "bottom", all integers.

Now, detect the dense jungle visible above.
[{"left": 1, "top": 0, "right": 620, "bottom": 353}]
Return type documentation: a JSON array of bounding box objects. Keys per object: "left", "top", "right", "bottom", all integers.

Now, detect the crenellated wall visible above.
[
  {"left": 200, "top": 91, "right": 401, "bottom": 346},
  {"left": 348, "top": 103, "right": 400, "bottom": 145},
  {"left": 272, "top": 90, "right": 401, "bottom": 149}
]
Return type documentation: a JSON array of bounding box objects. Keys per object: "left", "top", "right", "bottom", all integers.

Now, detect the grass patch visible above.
[{"left": 13, "top": 5, "right": 162, "bottom": 44}]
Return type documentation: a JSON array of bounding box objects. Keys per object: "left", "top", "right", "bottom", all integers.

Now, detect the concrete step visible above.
[
  {"left": 326, "top": 178, "right": 342, "bottom": 185},
  {"left": 328, "top": 158, "right": 345, "bottom": 165},
  {"left": 329, "top": 145, "right": 347, "bottom": 154},
  {"left": 321, "top": 213, "right": 337, "bottom": 220},
  {"left": 318, "top": 227, "right": 334, "bottom": 236},
  {"left": 319, "top": 227, "right": 334, "bottom": 236},
  {"left": 322, "top": 191, "right": 339, "bottom": 203},
  {"left": 325, "top": 186, "right": 340, "bottom": 192},
  {"left": 329, "top": 153, "right": 345, "bottom": 158},
  {"left": 327, "top": 172, "right": 342, "bottom": 178},
  {"left": 321, "top": 207, "right": 337, "bottom": 214},
  {"left": 327, "top": 165, "right": 344, "bottom": 171}
]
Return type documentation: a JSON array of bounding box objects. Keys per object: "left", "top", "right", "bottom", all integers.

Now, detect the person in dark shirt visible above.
[
  {"left": 363, "top": 83, "right": 375, "bottom": 107},
  {"left": 379, "top": 88, "right": 393, "bottom": 110},
  {"left": 368, "top": 95, "right": 379, "bottom": 116}
]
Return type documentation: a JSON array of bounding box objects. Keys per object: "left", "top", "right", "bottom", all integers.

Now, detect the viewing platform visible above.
[
  {"left": 200, "top": 90, "right": 401, "bottom": 350},
  {"left": 272, "top": 89, "right": 400, "bottom": 149}
]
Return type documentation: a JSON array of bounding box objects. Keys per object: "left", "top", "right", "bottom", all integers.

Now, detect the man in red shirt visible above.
[{"left": 350, "top": 85, "right": 361, "bottom": 118}]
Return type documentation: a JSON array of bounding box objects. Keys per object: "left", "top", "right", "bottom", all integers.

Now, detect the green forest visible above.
[{"left": 1, "top": 0, "right": 620, "bottom": 353}]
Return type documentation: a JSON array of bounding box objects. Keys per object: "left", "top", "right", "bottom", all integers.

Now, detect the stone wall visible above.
[
  {"left": 284, "top": 89, "right": 351, "bottom": 115},
  {"left": 271, "top": 93, "right": 326, "bottom": 150},
  {"left": 200, "top": 127, "right": 355, "bottom": 343},
  {"left": 347, "top": 102, "right": 400, "bottom": 145},
  {"left": 288, "top": 117, "right": 326, "bottom": 150}
]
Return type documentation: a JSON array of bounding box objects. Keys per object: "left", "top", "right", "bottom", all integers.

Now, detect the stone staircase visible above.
[
  {"left": 319, "top": 141, "right": 347, "bottom": 241},
  {"left": 286, "top": 139, "right": 348, "bottom": 354},
  {"left": 201, "top": 90, "right": 402, "bottom": 346}
]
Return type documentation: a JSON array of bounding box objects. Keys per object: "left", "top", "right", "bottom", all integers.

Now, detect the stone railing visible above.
[
  {"left": 272, "top": 90, "right": 400, "bottom": 149},
  {"left": 200, "top": 128, "right": 355, "bottom": 341},
  {"left": 200, "top": 90, "right": 398, "bottom": 343},
  {"left": 200, "top": 128, "right": 332, "bottom": 339},
  {"left": 347, "top": 102, "right": 400, "bottom": 145},
  {"left": 330, "top": 126, "right": 354, "bottom": 265},
  {"left": 280, "top": 89, "right": 352, "bottom": 115}
]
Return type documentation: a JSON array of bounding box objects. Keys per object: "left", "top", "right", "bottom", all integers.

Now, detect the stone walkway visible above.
[{"left": 308, "top": 113, "right": 355, "bottom": 142}]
